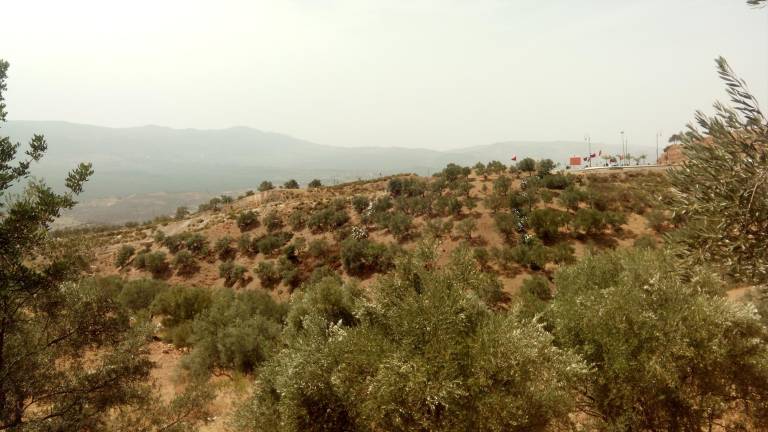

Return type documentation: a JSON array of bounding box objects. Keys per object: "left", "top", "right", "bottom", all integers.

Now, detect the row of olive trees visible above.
[{"left": 230, "top": 241, "right": 768, "bottom": 431}]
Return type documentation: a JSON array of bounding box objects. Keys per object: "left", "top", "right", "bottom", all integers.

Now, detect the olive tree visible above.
[
  {"left": 233, "top": 246, "right": 586, "bottom": 432},
  {"left": 0, "top": 59, "right": 156, "bottom": 430},
  {"left": 668, "top": 57, "right": 768, "bottom": 284},
  {"left": 549, "top": 249, "right": 768, "bottom": 431}
]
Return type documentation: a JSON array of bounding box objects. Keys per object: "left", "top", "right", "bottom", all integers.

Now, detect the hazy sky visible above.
[{"left": 2, "top": 0, "right": 767, "bottom": 150}]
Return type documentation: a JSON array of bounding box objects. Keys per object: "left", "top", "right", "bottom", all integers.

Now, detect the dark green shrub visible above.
[
  {"left": 424, "top": 218, "right": 453, "bottom": 239},
  {"left": 151, "top": 285, "right": 213, "bottom": 346},
  {"left": 517, "top": 157, "right": 536, "bottom": 175},
  {"left": 539, "top": 189, "right": 555, "bottom": 204},
  {"left": 542, "top": 173, "right": 571, "bottom": 190},
  {"left": 584, "top": 185, "right": 613, "bottom": 211},
  {"left": 536, "top": 159, "right": 556, "bottom": 177},
  {"left": 256, "top": 232, "right": 293, "bottom": 256},
  {"left": 550, "top": 242, "right": 576, "bottom": 265},
  {"left": 492, "top": 175, "right": 512, "bottom": 196},
  {"left": 494, "top": 212, "right": 522, "bottom": 242},
  {"left": 528, "top": 208, "right": 570, "bottom": 242},
  {"left": 134, "top": 251, "right": 169, "bottom": 277},
  {"left": 277, "top": 256, "right": 302, "bottom": 288},
  {"left": 508, "top": 240, "right": 551, "bottom": 271},
  {"left": 573, "top": 208, "right": 607, "bottom": 235},
  {"left": 306, "top": 265, "right": 342, "bottom": 285},
  {"left": 473, "top": 162, "right": 486, "bottom": 175},
  {"left": 508, "top": 190, "right": 538, "bottom": 212},
  {"left": 385, "top": 211, "right": 413, "bottom": 240},
  {"left": 283, "top": 179, "right": 299, "bottom": 189},
  {"left": 288, "top": 210, "right": 307, "bottom": 231},
  {"left": 237, "top": 234, "right": 252, "bottom": 255},
  {"left": 456, "top": 217, "right": 477, "bottom": 240},
  {"left": 550, "top": 249, "right": 768, "bottom": 430},
  {"left": 263, "top": 210, "right": 283, "bottom": 233},
  {"left": 214, "top": 236, "right": 236, "bottom": 260},
  {"left": 307, "top": 238, "right": 332, "bottom": 259},
  {"left": 603, "top": 211, "right": 627, "bottom": 232},
  {"left": 184, "top": 290, "right": 287, "bottom": 377},
  {"left": 258, "top": 181, "right": 274, "bottom": 192},
  {"left": 308, "top": 207, "right": 350, "bottom": 232},
  {"left": 388, "top": 177, "right": 427, "bottom": 197},
  {"left": 220, "top": 195, "right": 234, "bottom": 204},
  {"left": 352, "top": 195, "right": 370, "bottom": 214},
  {"left": 308, "top": 179, "right": 322, "bottom": 189},
  {"left": 558, "top": 186, "right": 585, "bottom": 212},
  {"left": 395, "top": 195, "right": 432, "bottom": 216},
  {"left": 255, "top": 261, "right": 281, "bottom": 289},
  {"left": 162, "top": 233, "right": 187, "bottom": 253},
  {"left": 522, "top": 275, "right": 551, "bottom": 301},
  {"left": 433, "top": 194, "right": 462, "bottom": 217},
  {"left": 517, "top": 275, "right": 551, "bottom": 320},
  {"left": 184, "top": 233, "right": 209, "bottom": 256},
  {"left": 368, "top": 195, "right": 391, "bottom": 213},
  {"left": 219, "top": 260, "right": 248, "bottom": 287},
  {"left": 173, "top": 250, "right": 198, "bottom": 275},
  {"left": 440, "top": 163, "right": 469, "bottom": 183},
  {"left": 117, "top": 278, "right": 167, "bottom": 312},
  {"left": 486, "top": 160, "right": 507, "bottom": 174},
  {"left": 340, "top": 238, "right": 395, "bottom": 277},
  {"left": 237, "top": 210, "right": 260, "bottom": 231},
  {"left": 235, "top": 248, "right": 584, "bottom": 432},
  {"left": 115, "top": 244, "right": 135, "bottom": 268}
]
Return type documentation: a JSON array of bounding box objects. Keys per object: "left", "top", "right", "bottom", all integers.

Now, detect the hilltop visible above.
[{"left": 80, "top": 165, "right": 669, "bottom": 298}]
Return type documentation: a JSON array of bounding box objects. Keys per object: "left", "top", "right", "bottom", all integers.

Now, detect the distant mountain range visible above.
[{"left": 3, "top": 120, "right": 654, "bottom": 225}]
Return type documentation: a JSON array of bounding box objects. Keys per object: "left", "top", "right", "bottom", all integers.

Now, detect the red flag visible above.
[
  {"left": 590, "top": 152, "right": 596, "bottom": 158},
  {"left": 511, "top": 155, "right": 517, "bottom": 161}
]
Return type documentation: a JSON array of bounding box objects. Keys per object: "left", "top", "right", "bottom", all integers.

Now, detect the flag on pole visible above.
[
  {"left": 589, "top": 152, "right": 596, "bottom": 158},
  {"left": 511, "top": 155, "right": 517, "bottom": 161}
]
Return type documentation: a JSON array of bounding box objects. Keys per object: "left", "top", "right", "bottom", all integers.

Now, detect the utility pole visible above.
[
  {"left": 656, "top": 131, "right": 661, "bottom": 164},
  {"left": 620, "top": 131, "right": 624, "bottom": 166},
  {"left": 585, "top": 134, "right": 591, "bottom": 168}
]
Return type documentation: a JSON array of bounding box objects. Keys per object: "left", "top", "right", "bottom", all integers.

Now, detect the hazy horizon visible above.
[{"left": 3, "top": 0, "right": 767, "bottom": 151}]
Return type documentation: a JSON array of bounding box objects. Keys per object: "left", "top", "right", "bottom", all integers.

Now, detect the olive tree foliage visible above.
[
  {"left": 668, "top": 57, "right": 768, "bottom": 284},
  {"left": 549, "top": 249, "right": 768, "bottom": 431},
  {"left": 233, "top": 244, "right": 586, "bottom": 432},
  {"left": 0, "top": 59, "right": 154, "bottom": 430}
]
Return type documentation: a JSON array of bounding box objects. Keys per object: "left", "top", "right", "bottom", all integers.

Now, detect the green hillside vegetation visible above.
[{"left": 3, "top": 15, "right": 768, "bottom": 431}]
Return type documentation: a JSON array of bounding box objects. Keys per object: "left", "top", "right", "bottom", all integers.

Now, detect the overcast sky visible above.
[{"left": 2, "top": 0, "right": 766, "bottom": 150}]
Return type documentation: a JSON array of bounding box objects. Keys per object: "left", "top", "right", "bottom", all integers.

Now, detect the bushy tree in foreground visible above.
[
  {"left": 0, "top": 59, "right": 155, "bottom": 430},
  {"left": 549, "top": 249, "right": 768, "bottom": 430},
  {"left": 668, "top": 57, "right": 768, "bottom": 284},
  {"left": 184, "top": 290, "right": 287, "bottom": 377},
  {"left": 233, "top": 246, "right": 585, "bottom": 432}
]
